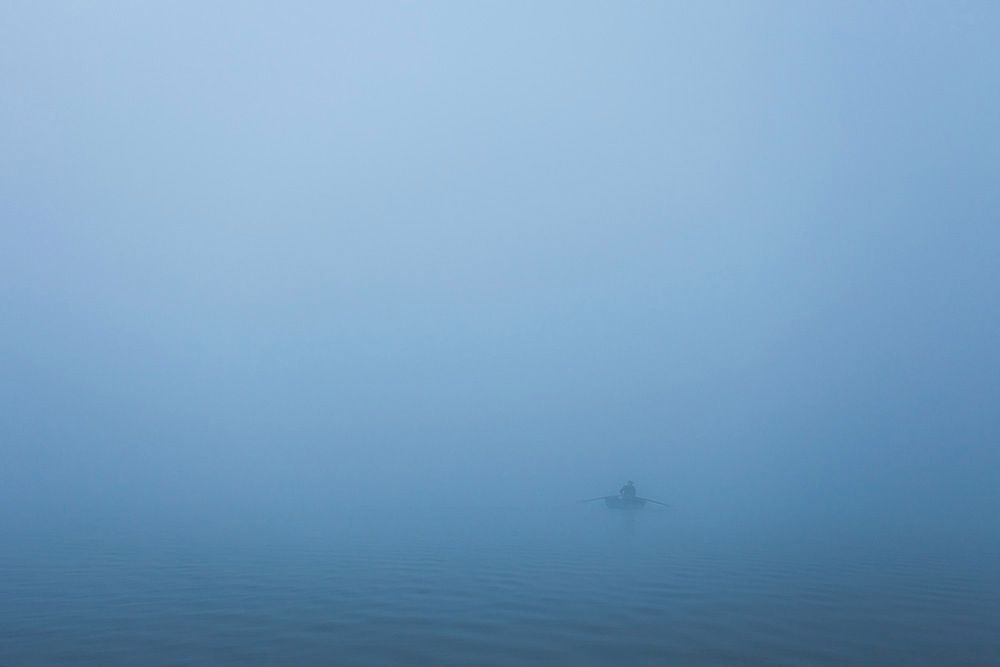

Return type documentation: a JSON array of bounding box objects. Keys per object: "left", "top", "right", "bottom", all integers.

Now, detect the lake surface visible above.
[{"left": 3, "top": 506, "right": 998, "bottom": 665}]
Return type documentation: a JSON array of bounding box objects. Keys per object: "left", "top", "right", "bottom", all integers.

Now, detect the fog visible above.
[{"left": 3, "top": 2, "right": 999, "bottom": 544}]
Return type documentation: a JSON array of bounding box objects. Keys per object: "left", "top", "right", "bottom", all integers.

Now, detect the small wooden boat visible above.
[
  {"left": 604, "top": 496, "right": 646, "bottom": 510},
  {"left": 579, "top": 494, "right": 668, "bottom": 510}
]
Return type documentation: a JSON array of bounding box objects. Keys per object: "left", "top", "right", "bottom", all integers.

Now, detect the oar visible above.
[
  {"left": 577, "top": 496, "right": 613, "bottom": 503},
  {"left": 636, "top": 496, "right": 670, "bottom": 507}
]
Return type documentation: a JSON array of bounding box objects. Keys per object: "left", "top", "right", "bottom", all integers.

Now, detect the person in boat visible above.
[{"left": 620, "top": 481, "right": 637, "bottom": 499}]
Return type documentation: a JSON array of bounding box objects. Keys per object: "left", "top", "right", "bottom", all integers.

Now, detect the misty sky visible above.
[{"left": 3, "top": 2, "right": 998, "bottom": 526}]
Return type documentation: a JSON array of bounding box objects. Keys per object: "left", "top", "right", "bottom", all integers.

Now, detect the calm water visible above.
[{"left": 3, "top": 506, "right": 998, "bottom": 666}]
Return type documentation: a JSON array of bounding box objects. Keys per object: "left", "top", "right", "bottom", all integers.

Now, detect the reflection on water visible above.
[{"left": 3, "top": 506, "right": 999, "bottom": 666}]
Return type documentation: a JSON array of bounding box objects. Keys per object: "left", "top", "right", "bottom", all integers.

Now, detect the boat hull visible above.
[{"left": 604, "top": 496, "right": 646, "bottom": 510}]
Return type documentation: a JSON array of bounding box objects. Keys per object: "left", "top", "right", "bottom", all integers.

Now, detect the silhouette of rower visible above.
[{"left": 620, "top": 480, "right": 636, "bottom": 499}]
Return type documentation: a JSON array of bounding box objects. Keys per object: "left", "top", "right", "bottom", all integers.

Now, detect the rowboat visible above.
[
  {"left": 579, "top": 494, "right": 668, "bottom": 510},
  {"left": 604, "top": 496, "right": 647, "bottom": 510}
]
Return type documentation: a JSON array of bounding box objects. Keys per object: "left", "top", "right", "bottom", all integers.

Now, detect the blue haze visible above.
[{"left": 2, "top": 2, "right": 1000, "bottom": 664}]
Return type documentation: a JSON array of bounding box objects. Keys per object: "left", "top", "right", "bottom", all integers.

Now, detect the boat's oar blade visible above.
[
  {"left": 577, "top": 496, "right": 613, "bottom": 503},
  {"left": 637, "top": 497, "right": 670, "bottom": 507}
]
